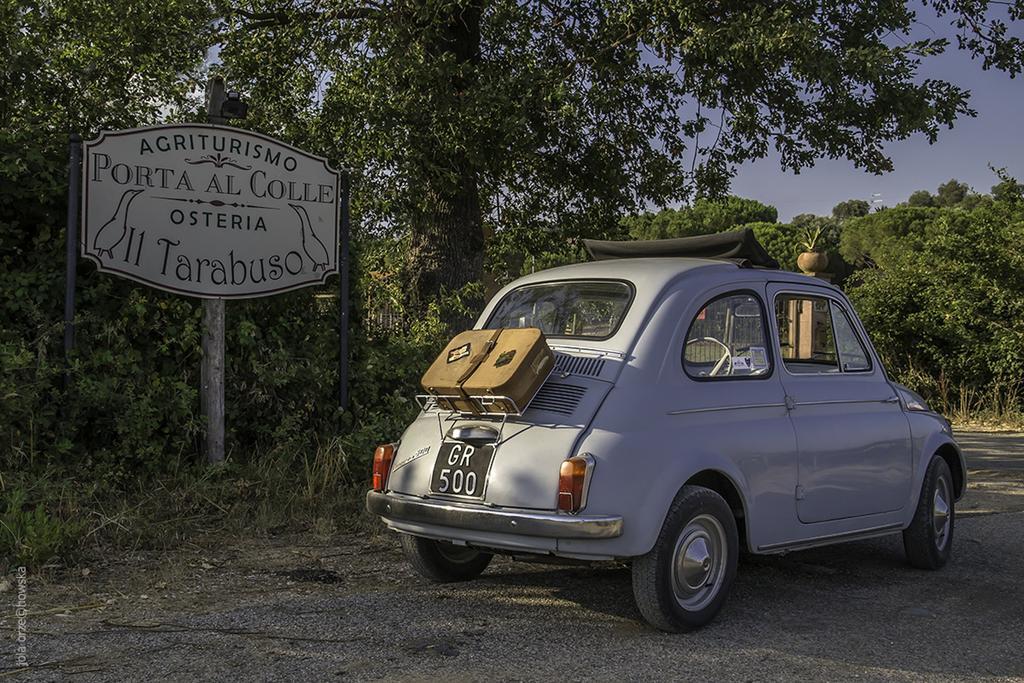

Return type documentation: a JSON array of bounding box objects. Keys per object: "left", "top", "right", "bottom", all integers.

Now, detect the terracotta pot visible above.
[{"left": 797, "top": 250, "right": 829, "bottom": 274}]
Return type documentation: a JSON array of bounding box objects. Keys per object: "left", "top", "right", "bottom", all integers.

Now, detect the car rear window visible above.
[{"left": 486, "top": 280, "right": 633, "bottom": 339}]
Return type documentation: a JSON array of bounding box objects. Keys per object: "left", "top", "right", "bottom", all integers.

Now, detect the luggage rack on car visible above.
[
  {"left": 415, "top": 393, "right": 525, "bottom": 417},
  {"left": 416, "top": 393, "right": 526, "bottom": 443}
]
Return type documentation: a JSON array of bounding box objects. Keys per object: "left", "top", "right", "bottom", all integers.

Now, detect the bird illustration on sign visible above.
[
  {"left": 289, "top": 203, "right": 331, "bottom": 271},
  {"left": 93, "top": 188, "right": 144, "bottom": 258}
]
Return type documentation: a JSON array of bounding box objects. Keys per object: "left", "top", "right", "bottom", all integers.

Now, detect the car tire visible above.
[
  {"left": 903, "top": 455, "right": 955, "bottom": 570},
  {"left": 631, "top": 485, "right": 738, "bottom": 632},
  {"left": 400, "top": 534, "right": 493, "bottom": 582}
]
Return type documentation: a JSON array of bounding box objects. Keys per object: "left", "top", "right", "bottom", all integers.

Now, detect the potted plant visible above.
[{"left": 796, "top": 225, "right": 829, "bottom": 274}]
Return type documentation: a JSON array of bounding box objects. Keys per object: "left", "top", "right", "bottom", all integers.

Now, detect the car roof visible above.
[
  {"left": 478, "top": 257, "right": 844, "bottom": 351},
  {"left": 505, "top": 257, "right": 837, "bottom": 292}
]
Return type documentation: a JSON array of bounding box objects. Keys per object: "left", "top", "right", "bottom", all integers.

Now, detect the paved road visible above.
[
  {"left": 956, "top": 432, "right": 1024, "bottom": 471},
  {"left": 6, "top": 432, "right": 1024, "bottom": 682}
]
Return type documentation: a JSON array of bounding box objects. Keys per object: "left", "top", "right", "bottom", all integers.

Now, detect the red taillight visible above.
[
  {"left": 372, "top": 444, "right": 396, "bottom": 492},
  {"left": 558, "top": 454, "right": 594, "bottom": 513}
]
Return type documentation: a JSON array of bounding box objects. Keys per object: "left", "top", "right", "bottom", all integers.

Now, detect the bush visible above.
[
  {"left": 742, "top": 221, "right": 804, "bottom": 271},
  {"left": 0, "top": 486, "right": 84, "bottom": 569},
  {"left": 846, "top": 199, "right": 1024, "bottom": 418},
  {"left": 623, "top": 196, "right": 778, "bottom": 240}
]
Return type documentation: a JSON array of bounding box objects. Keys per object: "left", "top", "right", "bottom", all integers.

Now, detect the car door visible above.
[
  {"left": 768, "top": 284, "right": 912, "bottom": 523},
  {"left": 674, "top": 286, "right": 800, "bottom": 548}
]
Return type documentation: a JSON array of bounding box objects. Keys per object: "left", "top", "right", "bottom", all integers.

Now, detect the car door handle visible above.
[{"left": 883, "top": 396, "right": 900, "bottom": 404}]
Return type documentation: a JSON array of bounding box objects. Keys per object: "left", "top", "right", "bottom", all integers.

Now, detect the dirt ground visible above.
[{"left": 3, "top": 432, "right": 1024, "bottom": 682}]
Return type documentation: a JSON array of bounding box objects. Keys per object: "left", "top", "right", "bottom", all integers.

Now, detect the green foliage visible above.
[
  {"left": 904, "top": 178, "right": 986, "bottom": 210},
  {"left": 0, "top": 0, "right": 451, "bottom": 559},
  {"left": 485, "top": 220, "right": 625, "bottom": 287},
  {"left": 218, "top": 0, "right": 1024, "bottom": 303},
  {"left": 832, "top": 199, "right": 870, "bottom": 220},
  {"left": 846, "top": 197, "right": 1024, "bottom": 416},
  {"left": 839, "top": 206, "right": 940, "bottom": 266},
  {"left": 907, "top": 190, "right": 936, "bottom": 207},
  {"left": 991, "top": 174, "right": 1024, "bottom": 204},
  {"left": 624, "top": 197, "right": 778, "bottom": 241},
  {"left": 935, "top": 179, "right": 970, "bottom": 208},
  {"left": 619, "top": 198, "right": 824, "bottom": 272},
  {"left": 742, "top": 222, "right": 805, "bottom": 272},
  {"left": 0, "top": 487, "right": 84, "bottom": 568}
]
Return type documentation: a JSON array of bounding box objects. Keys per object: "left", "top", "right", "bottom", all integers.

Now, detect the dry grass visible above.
[
  {"left": 898, "top": 365, "right": 1024, "bottom": 431},
  {"left": 2, "top": 439, "right": 376, "bottom": 572}
]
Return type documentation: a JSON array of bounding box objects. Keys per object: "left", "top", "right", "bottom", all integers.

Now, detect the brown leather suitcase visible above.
[
  {"left": 460, "top": 328, "right": 553, "bottom": 413},
  {"left": 420, "top": 328, "right": 554, "bottom": 414},
  {"left": 420, "top": 329, "right": 501, "bottom": 413}
]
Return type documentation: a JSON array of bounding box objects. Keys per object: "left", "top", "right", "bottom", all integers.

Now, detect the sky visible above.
[{"left": 730, "top": 15, "right": 1024, "bottom": 221}]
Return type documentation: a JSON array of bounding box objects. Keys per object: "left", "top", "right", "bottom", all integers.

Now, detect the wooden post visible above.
[
  {"left": 202, "top": 298, "right": 225, "bottom": 464},
  {"left": 203, "top": 76, "right": 229, "bottom": 464}
]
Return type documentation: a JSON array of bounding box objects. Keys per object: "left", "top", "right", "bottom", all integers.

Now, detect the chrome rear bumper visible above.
[{"left": 366, "top": 491, "right": 623, "bottom": 539}]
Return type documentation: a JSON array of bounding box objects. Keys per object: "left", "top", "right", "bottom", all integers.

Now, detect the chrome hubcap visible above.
[
  {"left": 436, "top": 541, "right": 478, "bottom": 564},
  {"left": 671, "top": 514, "right": 727, "bottom": 611},
  {"left": 933, "top": 475, "right": 951, "bottom": 551}
]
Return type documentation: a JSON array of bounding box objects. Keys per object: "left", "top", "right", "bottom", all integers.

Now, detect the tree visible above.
[
  {"left": 839, "top": 206, "right": 938, "bottom": 265},
  {"left": 219, "top": 0, "right": 1024, "bottom": 316},
  {"left": 846, "top": 199, "right": 1024, "bottom": 414},
  {"left": 832, "top": 199, "right": 870, "bottom": 220},
  {"left": 2, "top": 0, "right": 214, "bottom": 333},
  {"left": 992, "top": 177, "right": 1024, "bottom": 204},
  {"left": 1, "top": 1, "right": 216, "bottom": 470},
  {"left": 624, "top": 196, "right": 777, "bottom": 241},
  {"left": 935, "top": 179, "right": 970, "bottom": 207},
  {"left": 907, "top": 190, "right": 936, "bottom": 207},
  {"left": 742, "top": 221, "right": 804, "bottom": 272}
]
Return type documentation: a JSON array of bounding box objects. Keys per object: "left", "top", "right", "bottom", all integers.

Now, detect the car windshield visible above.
[{"left": 486, "top": 280, "right": 633, "bottom": 339}]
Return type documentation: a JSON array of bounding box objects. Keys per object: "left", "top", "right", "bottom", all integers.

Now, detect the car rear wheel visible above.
[
  {"left": 400, "top": 534, "right": 493, "bottom": 582},
  {"left": 631, "top": 485, "right": 738, "bottom": 632},
  {"left": 903, "top": 455, "right": 955, "bottom": 570}
]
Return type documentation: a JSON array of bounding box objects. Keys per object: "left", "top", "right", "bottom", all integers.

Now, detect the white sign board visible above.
[{"left": 82, "top": 124, "right": 340, "bottom": 298}]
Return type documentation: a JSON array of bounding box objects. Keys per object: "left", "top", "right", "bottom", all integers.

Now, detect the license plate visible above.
[{"left": 429, "top": 442, "right": 495, "bottom": 498}]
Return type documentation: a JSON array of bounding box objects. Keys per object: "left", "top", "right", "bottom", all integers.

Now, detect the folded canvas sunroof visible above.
[{"left": 583, "top": 228, "right": 780, "bottom": 269}]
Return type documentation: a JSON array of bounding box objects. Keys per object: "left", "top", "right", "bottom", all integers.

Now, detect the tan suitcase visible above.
[
  {"left": 420, "top": 329, "right": 502, "bottom": 413},
  {"left": 420, "top": 328, "right": 554, "bottom": 414},
  {"left": 460, "top": 328, "right": 553, "bottom": 414}
]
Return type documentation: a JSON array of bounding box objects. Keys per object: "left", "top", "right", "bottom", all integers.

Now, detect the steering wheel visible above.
[{"left": 686, "top": 337, "right": 732, "bottom": 377}]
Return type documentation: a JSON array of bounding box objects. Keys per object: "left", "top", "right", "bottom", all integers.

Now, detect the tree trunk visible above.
[
  {"left": 406, "top": 0, "right": 485, "bottom": 329},
  {"left": 408, "top": 176, "right": 485, "bottom": 319}
]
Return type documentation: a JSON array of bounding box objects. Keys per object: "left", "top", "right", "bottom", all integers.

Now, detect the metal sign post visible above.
[
  {"left": 339, "top": 172, "right": 350, "bottom": 411},
  {"left": 63, "top": 134, "right": 83, "bottom": 390}
]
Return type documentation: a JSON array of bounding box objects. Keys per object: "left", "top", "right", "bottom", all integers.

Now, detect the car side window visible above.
[
  {"left": 683, "top": 292, "right": 772, "bottom": 379},
  {"left": 830, "top": 301, "right": 872, "bottom": 372},
  {"left": 774, "top": 294, "right": 840, "bottom": 374}
]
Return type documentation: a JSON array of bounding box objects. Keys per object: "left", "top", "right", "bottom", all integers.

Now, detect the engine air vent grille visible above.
[
  {"left": 527, "top": 383, "right": 588, "bottom": 415},
  {"left": 553, "top": 353, "right": 606, "bottom": 378}
]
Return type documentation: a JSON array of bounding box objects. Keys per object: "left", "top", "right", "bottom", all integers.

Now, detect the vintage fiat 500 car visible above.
[{"left": 366, "top": 234, "right": 965, "bottom": 632}]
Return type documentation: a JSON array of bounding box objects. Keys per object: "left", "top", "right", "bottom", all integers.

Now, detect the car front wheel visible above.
[
  {"left": 903, "top": 455, "right": 955, "bottom": 570},
  {"left": 631, "top": 485, "right": 738, "bottom": 632},
  {"left": 400, "top": 534, "right": 493, "bottom": 582}
]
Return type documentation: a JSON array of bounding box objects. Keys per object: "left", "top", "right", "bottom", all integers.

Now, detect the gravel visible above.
[{"left": 5, "top": 433, "right": 1024, "bottom": 682}]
